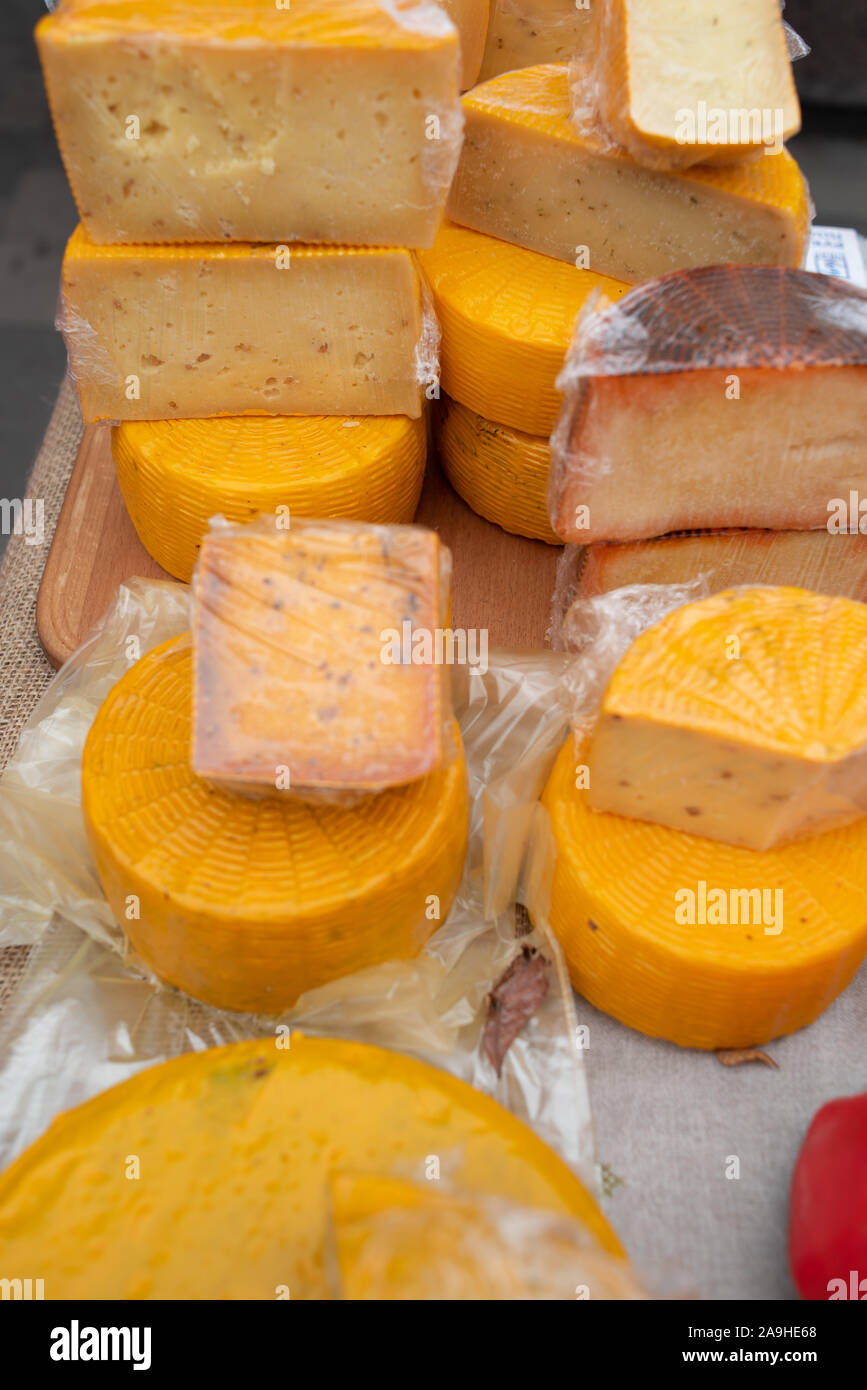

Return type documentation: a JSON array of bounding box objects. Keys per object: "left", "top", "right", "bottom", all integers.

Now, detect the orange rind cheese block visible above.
[
  {"left": 112, "top": 414, "right": 426, "bottom": 583},
  {"left": 541, "top": 737, "right": 867, "bottom": 1050},
  {"left": 448, "top": 65, "right": 810, "bottom": 281},
  {"left": 0, "top": 1036, "right": 620, "bottom": 1298},
  {"left": 191, "top": 519, "right": 452, "bottom": 795},
  {"left": 479, "top": 0, "right": 592, "bottom": 83},
  {"left": 434, "top": 395, "right": 559, "bottom": 544},
  {"left": 331, "top": 1173, "right": 639, "bottom": 1300},
  {"left": 81, "top": 636, "right": 468, "bottom": 1013},
  {"left": 418, "top": 221, "right": 629, "bottom": 435},
  {"left": 586, "top": 588, "right": 867, "bottom": 850}
]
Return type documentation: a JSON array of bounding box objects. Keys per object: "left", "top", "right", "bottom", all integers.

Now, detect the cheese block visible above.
[
  {"left": 586, "top": 587, "right": 867, "bottom": 851},
  {"left": 331, "top": 1173, "right": 639, "bottom": 1300},
  {"left": 112, "top": 415, "right": 426, "bottom": 583},
  {"left": 540, "top": 737, "right": 867, "bottom": 1049},
  {"left": 435, "top": 395, "right": 559, "bottom": 543},
  {"left": 60, "top": 226, "right": 432, "bottom": 422},
  {"left": 587, "top": 0, "right": 800, "bottom": 170},
  {"left": 0, "top": 1035, "right": 620, "bottom": 1298},
  {"left": 36, "top": 0, "right": 462, "bottom": 247},
  {"left": 550, "top": 266, "right": 867, "bottom": 545},
  {"left": 441, "top": 0, "right": 490, "bottom": 88},
  {"left": 448, "top": 65, "right": 810, "bottom": 280},
  {"left": 479, "top": 0, "right": 592, "bottom": 82},
  {"left": 418, "top": 221, "right": 629, "bottom": 434},
  {"left": 192, "top": 520, "right": 453, "bottom": 796},
  {"left": 82, "top": 636, "right": 468, "bottom": 1013}
]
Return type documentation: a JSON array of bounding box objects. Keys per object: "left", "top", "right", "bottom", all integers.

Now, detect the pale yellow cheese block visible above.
[
  {"left": 441, "top": 0, "right": 490, "bottom": 88},
  {"left": 479, "top": 0, "right": 591, "bottom": 82}
]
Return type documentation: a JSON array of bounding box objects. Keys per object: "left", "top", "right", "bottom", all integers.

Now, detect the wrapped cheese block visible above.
[
  {"left": 448, "top": 65, "right": 810, "bottom": 280},
  {"left": 192, "top": 519, "right": 455, "bottom": 797},
  {"left": 479, "top": 0, "right": 592, "bottom": 82},
  {"left": 82, "top": 636, "right": 468, "bottom": 1013},
  {"left": 61, "top": 227, "right": 435, "bottom": 422},
  {"left": 549, "top": 265, "right": 867, "bottom": 544},
  {"left": 435, "top": 395, "right": 559, "bottom": 543},
  {"left": 0, "top": 1037, "right": 620, "bottom": 1298},
  {"left": 586, "top": 587, "right": 867, "bottom": 850},
  {"left": 540, "top": 737, "right": 867, "bottom": 1050},
  {"left": 36, "top": 0, "right": 462, "bottom": 246},
  {"left": 418, "top": 221, "right": 629, "bottom": 435},
  {"left": 442, "top": 0, "right": 490, "bottom": 88},
  {"left": 112, "top": 414, "right": 426, "bottom": 582}
]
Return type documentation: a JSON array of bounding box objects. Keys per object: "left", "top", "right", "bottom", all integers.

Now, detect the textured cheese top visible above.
[{"left": 62, "top": 221, "right": 413, "bottom": 267}]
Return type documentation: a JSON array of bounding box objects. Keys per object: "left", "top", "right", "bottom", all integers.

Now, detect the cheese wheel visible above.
[
  {"left": 0, "top": 1035, "right": 621, "bottom": 1298},
  {"left": 418, "top": 221, "right": 629, "bottom": 435},
  {"left": 112, "top": 414, "right": 427, "bottom": 582},
  {"left": 82, "top": 637, "right": 469, "bottom": 1014},
  {"left": 540, "top": 739, "right": 867, "bottom": 1050},
  {"left": 435, "top": 395, "right": 559, "bottom": 544}
]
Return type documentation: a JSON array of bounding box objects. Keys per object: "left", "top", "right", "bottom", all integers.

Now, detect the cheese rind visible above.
[
  {"left": 541, "top": 737, "right": 867, "bottom": 1049},
  {"left": 82, "top": 637, "right": 468, "bottom": 1013},
  {"left": 479, "top": 0, "right": 592, "bottom": 82},
  {"left": 587, "top": 587, "right": 867, "bottom": 850},
  {"left": 112, "top": 414, "right": 426, "bottom": 583},
  {"left": 0, "top": 1036, "right": 617, "bottom": 1298},
  {"left": 61, "top": 226, "right": 430, "bottom": 421},
  {"left": 448, "top": 65, "right": 810, "bottom": 280},
  {"left": 435, "top": 395, "right": 559, "bottom": 543},
  {"left": 36, "top": 0, "right": 462, "bottom": 246}
]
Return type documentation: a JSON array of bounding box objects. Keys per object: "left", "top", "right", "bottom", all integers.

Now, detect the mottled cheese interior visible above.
[{"left": 479, "top": 0, "right": 592, "bottom": 82}]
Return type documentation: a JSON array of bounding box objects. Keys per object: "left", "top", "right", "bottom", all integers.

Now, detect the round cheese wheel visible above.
[
  {"left": 112, "top": 413, "right": 427, "bottom": 582},
  {"left": 540, "top": 738, "right": 867, "bottom": 1050},
  {"left": 0, "top": 1035, "right": 622, "bottom": 1299},
  {"left": 418, "top": 221, "right": 629, "bottom": 435},
  {"left": 82, "top": 637, "right": 469, "bottom": 1014},
  {"left": 435, "top": 395, "right": 559, "bottom": 544}
]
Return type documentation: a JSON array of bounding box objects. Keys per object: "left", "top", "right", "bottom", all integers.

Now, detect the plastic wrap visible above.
[
  {"left": 478, "top": 0, "right": 592, "bottom": 83},
  {"left": 548, "top": 265, "right": 867, "bottom": 545},
  {"left": 37, "top": 1, "right": 463, "bottom": 247},
  {"left": 59, "top": 229, "right": 436, "bottom": 424}
]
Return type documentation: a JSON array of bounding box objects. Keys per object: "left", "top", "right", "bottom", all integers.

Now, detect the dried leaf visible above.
[
  {"left": 483, "top": 946, "right": 550, "bottom": 1078},
  {"left": 715, "top": 1047, "right": 779, "bottom": 1070}
]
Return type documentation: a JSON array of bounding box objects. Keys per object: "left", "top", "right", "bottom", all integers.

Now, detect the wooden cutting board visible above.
[{"left": 37, "top": 424, "right": 561, "bottom": 668}]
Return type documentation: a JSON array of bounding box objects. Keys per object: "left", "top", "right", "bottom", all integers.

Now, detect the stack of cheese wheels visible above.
[{"left": 0, "top": 1036, "right": 624, "bottom": 1299}]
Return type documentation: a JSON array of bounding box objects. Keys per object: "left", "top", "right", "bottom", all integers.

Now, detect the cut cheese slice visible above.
[
  {"left": 0, "top": 1035, "right": 619, "bottom": 1298},
  {"left": 112, "top": 414, "right": 426, "bottom": 583},
  {"left": 36, "top": 0, "right": 461, "bottom": 246},
  {"left": 550, "top": 265, "right": 867, "bottom": 544},
  {"left": 435, "top": 395, "right": 558, "bottom": 544},
  {"left": 540, "top": 737, "right": 867, "bottom": 1050},
  {"left": 82, "top": 636, "right": 468, "bottom": 1013},
  {"left": 192, "top": 520, "right": 452, "bottom": 794},
  {"left": 587, "top": 0, "right": 800, "bottom": 170},
  {"left": 418, "top": 221, "right": 629, "bottom": 434},
  {"left": 441, "top": 0, "right": 490, "bottom": 88},
  {"left": 61, "top": 226, "right": 431, "bottom": 422},
  {"left": 587, "top": 587, "right": 867, "bottom": 850},
  {"left": 479, "top": 0, "right": 592, "bottom": 82},
  {"left": 448, "top": 65, "right": 810, "bottom": 280}
]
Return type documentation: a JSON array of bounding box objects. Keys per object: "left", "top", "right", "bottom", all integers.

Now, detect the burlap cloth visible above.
[{"left": 1, "top": 379, "right": 863, "bottom": 1301}]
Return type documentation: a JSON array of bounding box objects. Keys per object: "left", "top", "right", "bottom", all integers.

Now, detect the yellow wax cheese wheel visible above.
[
  {"left": 112, "top": 414, "right": 426, "bottom": 582},
  {"left": 81, "top": 636, "right": 469, "bottom": 1014},
  {"left": 540, "top": 738, "right": 867, "bottom": 1050},
  {"left": 0, "top": 1035, "right": 621, "bottom": 1299},
  {"left": 435, "top": 395, "right": 559, "bottom": 544},
  {"left": 418, "top": 221, "right": 629, "bottom": 435}
]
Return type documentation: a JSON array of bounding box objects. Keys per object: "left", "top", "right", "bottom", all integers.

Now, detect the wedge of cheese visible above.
[
  {"left": 36, "top": 0, "right": 461, "bottom": 246},
  {"left": 448, "top": 66, "right": 810, "bottom": 280},
  {"left": 550, "top": 266, "right": 867, "bottom": 545},
  {"left": 82, "top": 637, "right": 467, "bottom": 1013},
  {"left": 441, "top": 0, "right": 490, "bottom": 88},
  {"left": 192, "top": 520, "right": 452, "bottom": 795},
  {"left": 112, "top": 415, "right": 426, "bottom": 583},
  {"left": 435, "top": 395, "right": 558, "bottom": 543},
  {"left": 588, "top": 0, "right": 800, "bottom": 170},
  {"left": 479, "top": 0, "right": 592, "bottom": 82},
  {"left": 418, "top": 221, "right": 629, "bottom": 434},
  {"left": 61, "top": 227, "right": 431, "bottom": 421},
  {"left": 0, "top": 1036, "right": 620, "bottom": 1298},
  {"left": 541, "top": 738, "right": 867, "bottom": 1049},
  {"left": 587, "top": 588, "right": 867, "bottom": 850}
]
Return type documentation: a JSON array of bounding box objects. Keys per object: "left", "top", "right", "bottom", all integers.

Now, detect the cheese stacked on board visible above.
[{"left": 38, "top": 0, "right": 467, "bottom": 575}]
